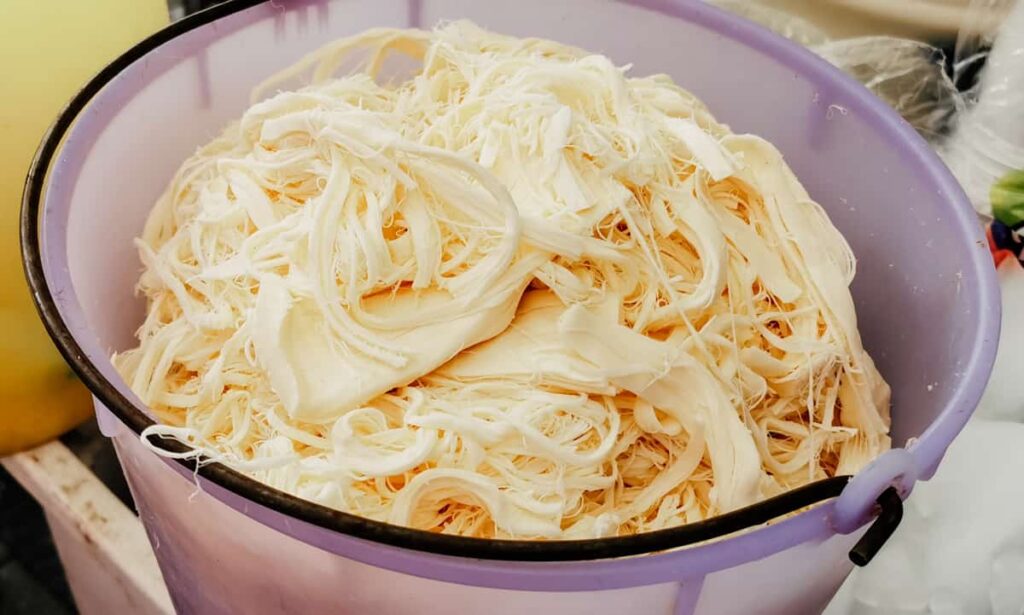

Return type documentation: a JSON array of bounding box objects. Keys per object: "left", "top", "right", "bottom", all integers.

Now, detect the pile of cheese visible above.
[{"left": 115, "top": 22, "right": 890, "bottom": 539}]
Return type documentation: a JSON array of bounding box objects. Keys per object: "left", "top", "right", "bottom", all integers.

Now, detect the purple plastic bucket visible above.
[{"left": 22, "top": 1, "right": 999, "bottom": 613}]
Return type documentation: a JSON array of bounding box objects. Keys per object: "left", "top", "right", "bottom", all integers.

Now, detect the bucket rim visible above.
[{"left": 19, "top": 0, "right": 997, "bottom": 563}]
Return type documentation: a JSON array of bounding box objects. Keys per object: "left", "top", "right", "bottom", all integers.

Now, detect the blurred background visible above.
[{"left": 0, "top": 1, "right": 1021, "bottom": 613}]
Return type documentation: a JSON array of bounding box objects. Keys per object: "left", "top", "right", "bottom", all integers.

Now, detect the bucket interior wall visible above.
[{"left": 49, "top": 0, "right": 988, "bottom": 449}]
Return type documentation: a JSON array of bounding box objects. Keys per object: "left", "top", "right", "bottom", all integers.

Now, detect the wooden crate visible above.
[{"left": 1, "top": 442, "right": 173, "bottom": 615}]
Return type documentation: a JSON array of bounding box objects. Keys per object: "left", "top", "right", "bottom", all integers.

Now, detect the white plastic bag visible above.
[
  {"left": 813, "top": 36, "right": 962, "bottom": 144},
  {"left": 943, "top": 0, "right": 1024, "bottom": 215}
]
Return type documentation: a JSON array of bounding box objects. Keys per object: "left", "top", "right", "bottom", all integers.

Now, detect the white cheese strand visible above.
[{"left": 115, "top": 21, "right": 890, "bottom": 539}]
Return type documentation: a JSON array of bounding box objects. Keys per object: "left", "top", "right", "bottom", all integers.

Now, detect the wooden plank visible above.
[{"left": 1, "top": 441, "right": 173, "bottom": 615}]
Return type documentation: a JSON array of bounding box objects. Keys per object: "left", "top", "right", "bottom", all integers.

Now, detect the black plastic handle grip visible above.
[{"left": 849, "top": 486, "right": 903, "bottom": 567}]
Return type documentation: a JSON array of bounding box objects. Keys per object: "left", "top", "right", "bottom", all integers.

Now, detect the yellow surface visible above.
[
  {"left": 0, "top": 1, "right": 168, "bottom": 455},
  {"left": 758, "top": 0, "right": 970, "bottom": 39}
]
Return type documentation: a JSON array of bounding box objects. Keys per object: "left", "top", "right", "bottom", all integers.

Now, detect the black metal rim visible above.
[{"left": 20, "top": 0, "right": 851, "bottom": 562}]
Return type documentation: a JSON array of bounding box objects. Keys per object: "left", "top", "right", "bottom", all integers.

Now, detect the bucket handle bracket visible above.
[
  {"left": 831, "top": 448, "right": 915, "bottom": 566},
  {"left": 847, "top": 486, "right": 903, "bottom": 566},
  {"left": 832, "top": 448, "right": 915, "bottom": 530}
]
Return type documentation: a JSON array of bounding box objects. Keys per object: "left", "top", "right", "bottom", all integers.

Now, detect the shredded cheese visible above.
[{"left": 115, "top": 21, "right": 891, "bottom": 539}]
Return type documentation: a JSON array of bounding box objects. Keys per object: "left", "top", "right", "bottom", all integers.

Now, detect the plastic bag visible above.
[
  {"left": 943, "top": 0, "right": 1024, "bottom": 219},
  {"left": 709, "top": 1, "right": 962, "bottom": 143},
  {"left": 712, "top": 0, "right": 1024, "bottom": 256},
  {"left": 813, "top": 36, "right": 962, "bottom": 144},
  {"left": 710, "top": 0, "right": 828, "bottom": 46},
  {"left": 953, "top": 0, "right": 1018, "bottom": 97}
]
